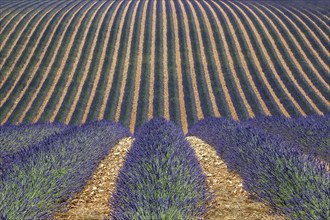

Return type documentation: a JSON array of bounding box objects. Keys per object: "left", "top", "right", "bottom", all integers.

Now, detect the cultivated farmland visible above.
[
  {"left": 0, "top": 1, "right": 329, "bottom": 218},
  {"left": 0, "top": 0, "right": 329, "bottom": 133}
]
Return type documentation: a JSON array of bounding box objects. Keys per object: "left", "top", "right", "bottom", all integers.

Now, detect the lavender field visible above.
[
  {"left": 0, "top": 0, "right": 329, "bottom": 219},
  {"left": 0, "top": 0, "right": 329, "bottom": 133},
  {"left": 0, "top": 115, "right": 329, "bottom": 219}
]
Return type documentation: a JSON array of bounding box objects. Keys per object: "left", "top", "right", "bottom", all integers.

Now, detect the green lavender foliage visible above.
[
  {"left": 0, "top": 120, "right": 130, "bottom": 219},
  {"left": 111, "top": 118, "right": 211, "bottom": 220},
  {"left": 188, "top": 116, "right": 330, "bottom": 219}
]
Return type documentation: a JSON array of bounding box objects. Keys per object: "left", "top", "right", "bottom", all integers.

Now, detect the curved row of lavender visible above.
[
  {"left": 246, "top": 115, "right": 330, "bottom": 163},
  {"left": 111, "top": 118, "right": 211, "bottom": 219},
  {"left": 0, "top": 120, "right": 130, "bottom": 219},
  {"left": 188, "top": 116, "right": 329, "bottom": 219},
  {"left": 0, "top": 123, "right": 68, "bottom": 167}
]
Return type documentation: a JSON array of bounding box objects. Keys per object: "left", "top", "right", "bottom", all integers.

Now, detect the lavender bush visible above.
[
  {"left": 0, "top": 123, "right": 68, "bottom": 174},
  {"left": 188, "top": 116, "right": 330, "bottom": 219},
  {"left": 245, "top": 114, "right": 330, "bottom": 163},
  {"left": 0, "top": 120, "right": 130, "bottom": 219},
  {"left": 0, "top": 122, "right": 67, "bottom": 156},
  {"left": 111, "top": 118, "right": 211, "bottom": 219}
]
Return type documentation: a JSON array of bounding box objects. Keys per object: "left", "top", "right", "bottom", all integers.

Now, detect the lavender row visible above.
[
  {"left": 0, "top": 122, "right": 67, "bottom": 162},
  {"left": 0, "top": 120, "right": 130, "bottom": 219},
  {"left": 245, "top": 114, "right": 330, "bottom": 163},
  {"left": 111, "top": 118, "right": 211, "bottom": 219},
  {"left": 188, "top": 116, "right": 329, "bottom": 219}
]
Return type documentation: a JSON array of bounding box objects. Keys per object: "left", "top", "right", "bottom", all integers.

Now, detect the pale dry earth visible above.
[
  {"left": 187, "top": 136, "right": 285, "bottom": 220},
  {"left": 177, "top": 0, "right": 204, "bottom": 120},
  {"left": 129, "top": 0, "right": 149, "bottom": 132},
  {"left": 162, "top": 0, "right": 170, "bottom": 120},
  {"left": 98, "top": 1, "right": 132, "bottom": 120},
  {"left": 114, "top": 1, "right": 140, "bottom": 123},
  {"left": 17, "top": 1, "right": 88, "bottom": 124},
  {"left": 55, "top": 136, "right": 285, "bottom": 220},
  {"left": 50, "top": 1, "right": 106, "bottom": 123},
  {"left": 64, "top": 1, "right": 115, "bottom": 124},
  {"left": 207, "top": 0, "right": 288, "bottom": 117},
  {"left": 147, "top": 0, "right": 157, "bottom": 120},
  {"left": 81, "top": 1, "right": 125, "bottom": 124},
  {"left": 234, "top": 1, "right": 323, "bottom": 115},
  {"left": 33, "top": 1, "right": 97, "bottom": 123},
  {"left": 54, "top": 137, "right": 133, "bottom": 220},
  {"left": 170, "top": 0, "right": 189, "bottom": 133}
]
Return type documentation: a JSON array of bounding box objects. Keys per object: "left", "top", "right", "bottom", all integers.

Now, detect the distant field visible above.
[{"left": 0, "top": 0, "right": 329, "bottom": 133}]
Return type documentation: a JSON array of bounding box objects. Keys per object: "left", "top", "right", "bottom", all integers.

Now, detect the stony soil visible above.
[
  {"left": 55, "top": 136, "right": 285, "bottom": 219},
  {"left": 54, "top": 137, "right": 134, "bottom": 220}
]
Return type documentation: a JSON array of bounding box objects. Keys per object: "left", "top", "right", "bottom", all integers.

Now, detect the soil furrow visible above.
[
  {"left": 267, "top": 4, "right": 330, "bottom": 75},
  {"left": 129, "top": 0, "right": 149, "bottom": 133},
  {"left": 234, "top": 2, "right": 323, "bottom": 115},
  {"left": 17, "top": 1, "right": 88, "bottom": 124},
  {"left": 162, "top": 0, "right": 170, "bottom": 120},
  {"left": 114, "top": 1, "right": 140, "bottom": 122},
  {"left": 0, "top": 4, "right": 36, "bottom": 50},
  {"left": 0, "top": 0, "right": 54, "bottom": 69},
  {"left": 170, "top": 0, "right": 189, "bottom": 133},
  {"left": 187, "top": 137, "right": 283, "bottom": 220},
  {"left": 98, "top": 1, "right": 133, "bottom": 120},
  {"left": 33, "top": 1, "right": 98, "bottom": 123},
  {"left": 0, "top": 3, "right": 63, "bottom": 108},
  {"left": 256, "top": 3, "right": 330, "bottom": 90},
  {"left": 54, "top": 137, "right": 134, "bottom": 220},
  {"left": 147, "top": 0, "right": 157, "bottom": 121},
  {"left": 192, "top": 0, "right": 238, "bottom": 121},
  {"left": 221, "top": 0, "right": 306, "bottom": 116},
  {"left": 293, "top": 7, "right": 330, "bottom": 41},
  {"left": 208, "top": 0, "right": 290, "bottom": 117},
  {"left": 177, "top": 0, "right": 204, "bottom": 120},
  {"left": 185, "top": 0, "right": 223, "bottom": 117},
  {"left": 81, "top": 1, "right": 125, "bottom": 124},
  {"left": 1, "top": 1, "right": 80, "bottom": 125},
  {"left": 190, "top": 0, "right": 255, "bottom": 118},
  {"left": 271, "top": 3, "right": 330, "bottom": 60},
  {"left": 0, "top": 0, "right": 54, "bottom": 82},
  {"left": 196, "top": 0, "right": 270, "bottom": 117},
  {"left": 49, "top": 2, "right": 106, "bottom": 123},
  {"left": 0, "top": 1, "right": 38, "bottom": 36},
  {"left": 64, "top": 1, "right": 115, "bottom": 124}
]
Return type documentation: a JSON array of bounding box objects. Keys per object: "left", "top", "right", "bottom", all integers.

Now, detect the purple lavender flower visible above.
[
  {"left": 0, "top": 120, "right": 130, "bottom": 219},
  {"left": 111, "top": 118, "right": 211, "bottom": 219},
  {"left": 189, "top": 115, "right": 330, "bottom": 219}
]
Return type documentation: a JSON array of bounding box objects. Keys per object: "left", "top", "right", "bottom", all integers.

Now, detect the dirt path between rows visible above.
[
  {"left": 81, "top": 0, "right": 124, "bottom": 124},
  {"left": 33, "top": 1, "right": 97, "bottom": 123},
  {"left": 147, "top": 0, "right": 156, "bottom": 121},
  {"left": 129, "top": 0, "right": 149, "bottom": 133},
  {"left": 206, "top": 0, "right": 288, "bottom": 117},
  {"left": 162, "top": 0, "right": 170, "bottom": 120},
  {"left": 185, "top": 0, "right": 221, "bottom": 118},
  {"left": 170, "top": 0, "right": 189, "bottom": 133},
  {"left": 220, "top": 0, "right": 304, "bottom": 116},
  {"left": 177, "top": 0, "right": 204, "bottom": 121},
  {"left": 98, "top": 1, "right": 132, "bottom": 120},
  {"left": 195, "top": 0, "right": 269, "bottom": 117},
  {"left": 187, "top": 136, "right": 285, "bottom": 220},
  {"left": 54, "top": 137, "right": 134, "bottom": 220},
  {"left": 17, "top": 1, "right": 87, "bottom": 124},
  {"left": 234, "top": 1, "right": 323, "bottom": 115},
  {"left": 3, "top": 1, "right": 80, "bottom": 125},
  {"left": 55, "top": 135, "right": 287, "bottom": 219},
  {"left": 49, "top": 1, "right": 106, "bottom": 123},
  {"left": 114, "top": 1, "right": 140, "bottom": 123},
  {"left": 256, "top": 3, "right": 329, "bottom": 90},
  {"left": 64, "top": 1, "right": 114, "bottom": 124}
]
